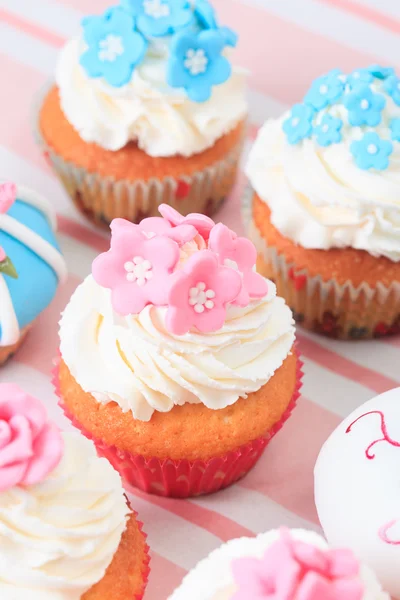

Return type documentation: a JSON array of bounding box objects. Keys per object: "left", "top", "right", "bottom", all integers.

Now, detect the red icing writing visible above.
[
  {"left": 379, "top": 520, "right": 400, "bottom": 546},
  {"left": 346, "top": 410, "right": 400, "bottom": 460}
]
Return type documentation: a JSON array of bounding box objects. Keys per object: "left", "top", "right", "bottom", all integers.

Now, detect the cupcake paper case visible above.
[
  {"left": 167, "top": 528, "right": 389, "bottom": 600},
  {"left": 56, "top": 205, "right": 300, "bottom": 498},
  {"left": 35, "top": 0, "right": 247, "bottom": 228},
  {"left": 245, "top": 65, "right": 400, "bottom": 340},
  {"left": 0, "top": 383, "right": 150, "bottom": 600},
  {"left": 0, "top": 182, "right": 67, "bottom": 365}
]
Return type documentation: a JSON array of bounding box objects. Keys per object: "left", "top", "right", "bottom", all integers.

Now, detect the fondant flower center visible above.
[
  {"left": 367, "top": 143, "right": 378, "bottom": 154},
  {"left": 189, "top": 282, "right": 215, "bottom": 313},
  {"left": 184, "top": 49, "right": 208, "bottom": 76},
  {"left": 124, "top": 256, "right": 153, "bottom": 286},
  {"left": 319, "top": 83, "right": 328, "bottom": 94},
  {"left": 143, "top": 0, "right": 170, "bottom": 19},
  {"left": 98, "top": 34, "right": 124, "bottom": 63},
  {"left": 360, "top": 99, "right": 369, "bottom": 109}
]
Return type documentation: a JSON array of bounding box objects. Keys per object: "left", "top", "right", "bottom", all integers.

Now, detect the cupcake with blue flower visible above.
[
  {"left": 36, "top": 0, "right": 247, "bottom": 227},
  {"left": 246, "top": 65, "right": 400, "bottom": 340}
]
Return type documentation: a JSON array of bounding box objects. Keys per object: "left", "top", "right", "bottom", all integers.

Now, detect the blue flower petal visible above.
[
  {"left": 219, "top": 26, "right": 238, "bottom": 48},
  {"left": 304, "top": 69, "right": 345, "bottom": 110},
  {"left": 384, "top": 75, "right": 400, "bottom": 106},
  {"left": 194, "top": 0, "right": 217, "bottom": 28},
  {"left": 347, "top": 68, "right": 373, "bottom": 88},
  {"left": 344, "top": 84, "right": 385, "bottom": 126},
  {"left": 390, "top": 118, "right": 400, "bottom": 142},
  {"left": 283, "top": 104, "right": 314, "bottom": 145},
  {"left": 351, "top": 132, "right": 393, "bottom": 171},
  {"left": 314, "top": 114, "right": 343, "bottom": 147},
  {"left": 122, "top": 0, "right": 193, "bottom": 37},
  {"left": 368, "top": 64, "right": 395, "bottom": 80}
]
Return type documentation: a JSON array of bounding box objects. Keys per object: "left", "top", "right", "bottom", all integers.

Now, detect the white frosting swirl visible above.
[
  {"left": 246, "top": 77, "right": 400, "bottom": 261},
  {"left": 0, "top": 432, "right": 129, "bottom": 600},
  {"left": 56, "top": 38, "right": 247, "bottom": 157},
  {"left": 167, "top": 529, "right": 389, "bottom": 600},
  {"left": 59, "top": 275, "right": 295, "bottom": 422}
]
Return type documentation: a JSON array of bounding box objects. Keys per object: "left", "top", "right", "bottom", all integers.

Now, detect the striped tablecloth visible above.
[{"left": 1, "top": 0, "right": 399, "bottom": 598}]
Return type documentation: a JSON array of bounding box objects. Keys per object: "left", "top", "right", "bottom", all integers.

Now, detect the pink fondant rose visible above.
[
  {"left": 231, "top": 530, "right": 363, "bottom": 600},
  {"left": 0, "top": 384, "right": 63, "bottom": 492},
  {"left": 166, "top": 250, "right": 242, "bottom": 335},
  {"left": 92, "top": 219, "right": 180, "bottom": 316},
  {"left": 209, "top": 223, "right": 268, "bottom": 306},
  {"left": 159, "top": 204, "right": 215, "bottom": 240}
]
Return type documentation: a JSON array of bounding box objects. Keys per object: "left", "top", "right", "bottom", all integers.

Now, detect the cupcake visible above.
[
  {"left": 0, "top": 182, "right": 67, "bottom": 365},
  {"left": 315, "top": 387, "right": 400, "bottom": 600},
  {"left": 0, "top": 383, "right": 149, "bottom": 599},
  {"left": 168, "top": 527, "right": 389, "bottom": 599},
  {"left": 246, "top": 65, "right": 400, "bottom": 340},
  {"left": 56, "top": 205, "right": 300, "bottom": 498},
  {"left": 35, "top": 0, "right": 247, "bottom": 228}
]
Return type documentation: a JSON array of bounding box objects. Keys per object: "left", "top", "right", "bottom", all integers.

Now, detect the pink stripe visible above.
[
  {"left": 239, "top": 395, "right": 339, "bottom": 525},
  {"left": 131, "top": 487, "right": 254, "bottom": 542},
  {"left": 146, "top": 552, "right": 186, "bottom": 600},
  {"left": 0, "top": 8, "right": 64, "bottom": 47},
  {"left": 57, "top": 216, "right": 109, "bottom": 253},
  {"left": 297, "top": 333, "right": 399, "bottom": 394},
  {"left": 316, "top": 0, "right": 400, "bottom": 35}
]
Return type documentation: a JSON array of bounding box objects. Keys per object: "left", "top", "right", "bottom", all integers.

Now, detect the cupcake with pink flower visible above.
[
  {"left": 57, "top": 205, "right": 300, "bottom": 498},
  {"left": 167, "top": 528, "right": 389, "bottom": 600},
  {"left": 0, "top": 383, "right": 149, "bottom": 600}
]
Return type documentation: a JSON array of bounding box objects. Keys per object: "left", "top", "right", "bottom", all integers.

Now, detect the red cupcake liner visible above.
[
  {"left": 132, "top": 512, "right": 150, "bottom": 600},
  {"left": 53, "top": 353, "right": 303, "bottom": 498}
]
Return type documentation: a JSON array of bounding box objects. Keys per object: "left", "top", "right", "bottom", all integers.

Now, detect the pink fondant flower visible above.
[
  {"left": 231, "top": 530, "right": 363, "bottom": 600},
  {"left": 0, "top": 246, "right": 5, "bottom": 262},
  {"left": 209, "top": 223, "right": 268, "bottom": 306},
  {"left": 0, "top": 182, "right": 16, "bottom": 214},
  {"left": 139, "top": 216, "right": 197, "bottom": 245},
  {"left": 159, "top": 204, "right": 215, "bottom": 240},
  {"left": 0, "top": 384, "right": 63, "bottom": 493},
  {"left": 92, "top": 219, "right": 180, "bottom": 316},
  {"left": 166, "top": 250, "right": 242, "bottom": 335}
]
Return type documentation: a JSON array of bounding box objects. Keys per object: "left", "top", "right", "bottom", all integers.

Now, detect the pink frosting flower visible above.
[
  {"left": 0, "top": 182, "right": 16, "bottom": 214},
  {"left": 0, "top": 384, "right": 63, "bottom": 493},
  {"left": 92, "top": 219, "right": 180, "bottom": 315},
  {"left": 209, "top": 223, "right": 268, "bottom": 306},
  {"left": 139, "top": 216, "right": 197, "bottom": 245},
  {"left": 159, "top": 204, "right": 215, "bottom": 240},
  {"left": 166, "top": 250, "right": 242, "bottom": 335},
  {"left": 231, "top": 530, "right": 364, "bottom": 600}
]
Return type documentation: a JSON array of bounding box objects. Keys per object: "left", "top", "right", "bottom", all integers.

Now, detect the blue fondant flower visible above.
[
  {"left": 167, "top": 30, "right": 230, "bottom": 102},
  {"left": 344, "top": 84, "right": 386, "bottom": 126},
  {"left": 121, "top": 0, "right": 193, "bottom": 37},
  {"left": 283, "top": 104, "right": 315, "bottom": 145},
  {"left": 368, "top": 65, "right": 395, "bottom": 80},
  {"left": 390, "top": 118, "right": 400, "bottom": 142},
  {"left": 80, "top": 7, "right": 147, "bottom": 87},
  {"left": 314, "top": 114, "right": 342, "bottom": 147},
  {"left": 351, "top": 132, "right": 393, "bottom": 171},
  {"left": 347, "top": 68, "right": 373, "bottom": 88},
  {"left": 304, "top": 69, "right": 345, "bottom": 110},
  {"left": 384, "top": 74, "right": 400, "bottom": 106},
  {"left": 219, "top": 26, "right": 238, "bottom": 48}
]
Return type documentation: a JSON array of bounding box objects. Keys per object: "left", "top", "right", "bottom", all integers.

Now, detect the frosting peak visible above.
[{"left": 246, "top": 65, "right": 400, "bottom": 261}]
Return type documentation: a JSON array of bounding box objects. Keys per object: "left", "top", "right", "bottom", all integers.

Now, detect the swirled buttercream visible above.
[
  {"left": 246, "top": 74, "right": 400, "bottom": 261},
  {"left": 56, "top": 38, "right": 247, "bottom": 157},
  {"left": 0, "top": 432, "right": 129, "bottom": 600},
  {"left": 59, "top": 275, "right": 295, "bottom": 422}
]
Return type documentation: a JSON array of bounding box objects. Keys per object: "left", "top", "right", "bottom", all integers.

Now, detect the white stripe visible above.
[
  {"left": 240, "top": 0, "right": 400, "bottom": 64},
  {"left": 247, "top": 89, "right": 287, "bottom": 125},
  {"left": 0, "top": 214, "right": 67, "bottom": 282},
  {"left": 300, "top": 328, "right": 400, "bottom": 383},
  {"left": 301, "top": 356, "right": 372, "bottom": 416},
  {"left": 0, "top": 21, "right": 57, "bottom": 75},
  {"left": 0, "top": 0, "right": 81, "bottom": 37},
  {"left": 0, "top": 274, "right": 19, "bottom": 346},
  {"left": 192, "top": 485, "right": 318, "bottom": 533},
  {"left": 127, "top": 493, "right": 221, "bottom": 570}
]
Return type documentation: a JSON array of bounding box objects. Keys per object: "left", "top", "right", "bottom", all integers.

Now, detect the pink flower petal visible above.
[
  {"left": 111, "top": 283, "right": 147, "bottom": 316},
  {"left": 0, "top": 383, "right": 47, "bottom": 439},
  {"left": 158, "top": 204, "right": 185, "bottom": 226},
  {"left": 0, "top": 416, "right": 33, "bottom": 467},
  {"left": 0, "top": 461, "right": 29, "bottom": 493},
  {"left": 22, "top": 423, "right": 64, "bottom": 486},
  {"left": 158, "top": 204, "right": 214, "bottom": 239},
  {"left": 92, "top": 251, "right": 125, "bottom": 289},
  {"left": 140, "top": 217, "right": 171, "bottom": 236},
  {"left": 0, "top": 421, "right": 11, "bottom": 450},
  {"left": 210, "top": 265, "right": 242, "bottom": 306},
  {"left": 192, "top": 306, "right": 227, "bottom": 333},
  {"left": 243, "top": 270, "right": 268, "bottom": 299},
  {"left": 144, "top": 236, "right": 179, "bottom": 272},
  {"left": 0, "top": 182, "right": 16, "bottom": 214},
  {"left": 165, "top": 306, "right": 193, "bottom": 336},
  {"left": 0, "top": 246, "right": 6, "bottom": 262}
]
